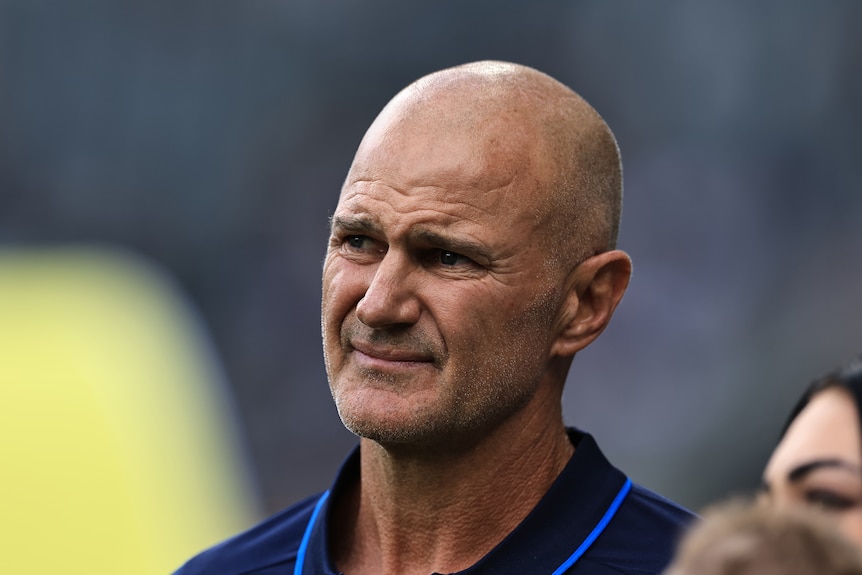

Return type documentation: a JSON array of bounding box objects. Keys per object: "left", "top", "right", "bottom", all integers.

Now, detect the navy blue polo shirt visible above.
[{"left": 175, "top": 429, "right": 694, "bottom": 575}]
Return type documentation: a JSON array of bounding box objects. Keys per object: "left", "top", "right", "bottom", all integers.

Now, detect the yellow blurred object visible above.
[{"left": 0, "top": 246, "right": 260, "bottom": 574}]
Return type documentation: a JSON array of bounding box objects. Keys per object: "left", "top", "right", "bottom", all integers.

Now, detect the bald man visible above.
[{"left": 175, "top": 61, "right": 694, "bottom": 575}]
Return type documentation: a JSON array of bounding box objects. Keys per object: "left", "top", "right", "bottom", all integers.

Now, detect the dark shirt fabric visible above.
[{"left": 174, "top": 428, "right": 695, "bottom": 575}]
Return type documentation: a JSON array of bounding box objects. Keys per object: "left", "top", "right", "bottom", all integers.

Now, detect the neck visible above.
[{"left": 331, "top": 409, "right": 573, "bottom": 575}]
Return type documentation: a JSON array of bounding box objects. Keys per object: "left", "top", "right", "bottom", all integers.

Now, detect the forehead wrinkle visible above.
[
  {"left": 400, "top": 156, "right": 523, "bottom": 194},
  {"left": 348, "top": 164, "right": 520, "bottom": 199},
  {"left": 342, "top": 175, "right": 521, "bottom": 227},
  {"left": 338, "top": 173, "right": 548, "bottom": 269}
]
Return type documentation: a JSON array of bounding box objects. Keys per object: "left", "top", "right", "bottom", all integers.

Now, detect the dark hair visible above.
[{"left": 781, "top": 355, "right": 862, "bottom": 437}]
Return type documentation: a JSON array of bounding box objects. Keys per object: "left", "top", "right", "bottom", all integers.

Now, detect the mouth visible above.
[{"left": 349, "top": 340, "right": 435, "bottom": 365}]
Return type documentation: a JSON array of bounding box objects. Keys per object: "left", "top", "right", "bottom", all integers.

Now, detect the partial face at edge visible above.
[{"left": 762, "top": 386, "right": 862, "bottom": 546}]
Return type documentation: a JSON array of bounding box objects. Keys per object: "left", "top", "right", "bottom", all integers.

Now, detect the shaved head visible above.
[
  {"left": 349, "top": 60, "right": 623, "bottom": 271},
  {"left": 327, "top": 59, "right": 631, "bottom": 450}
]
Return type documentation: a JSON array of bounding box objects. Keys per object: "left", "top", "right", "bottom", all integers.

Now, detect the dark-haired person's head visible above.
[{"left": 762, "top": 356, "right": 862, "bottom": 546}]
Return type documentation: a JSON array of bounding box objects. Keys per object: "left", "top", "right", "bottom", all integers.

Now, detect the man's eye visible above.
[
  {"left": 346, "top": 235, "right": 368, "bottom": 249},
  {"left": 439, "top": 251, "right": 464, "bottom": 266},
  {"left": 805, "top": 489, "right": 856, "bottom": 511}
]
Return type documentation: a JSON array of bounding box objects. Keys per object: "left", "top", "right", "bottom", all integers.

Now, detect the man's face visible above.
[{"left": 321, "top": 99, "right": 567, "bottom": 449}]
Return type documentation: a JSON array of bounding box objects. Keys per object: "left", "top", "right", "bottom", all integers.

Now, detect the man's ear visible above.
[{"left": 551, "top": 250, "right": 632, "bottom": 358}]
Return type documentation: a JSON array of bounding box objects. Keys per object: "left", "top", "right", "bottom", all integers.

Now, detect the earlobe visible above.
[{"left": 551, "top": 250, "right": 632, "bottom": 357}]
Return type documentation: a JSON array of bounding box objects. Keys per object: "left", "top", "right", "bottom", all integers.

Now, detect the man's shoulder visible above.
[
  {"left": 625, "top": 482, "right": 696, "bottom": 528},
  {"left": 173, "top": 493, "right": 323, "bottom": 575},
  {"left": 580, "top": 481, "right": 695, "bottom": 574}
]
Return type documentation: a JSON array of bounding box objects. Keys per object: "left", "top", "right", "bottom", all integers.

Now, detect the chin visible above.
[
  {"left": 337, "top": 405, "right": 501, "bottom": 456},
  {"left": 343, "top": 422, "right": 421, "bottom": 445},
  {"left": 337, "top": 404, "right": 434, "bottom": 444}
]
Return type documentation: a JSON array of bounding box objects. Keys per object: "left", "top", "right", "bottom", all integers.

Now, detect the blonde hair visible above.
[{"left": 664, "top": 499, "right": 862, "bottom": 575}]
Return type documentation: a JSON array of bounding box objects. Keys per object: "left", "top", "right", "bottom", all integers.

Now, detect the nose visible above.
[
  {"left": 760, "top": 483, "right": 797, "bottom": 512},
  {"left": 355, "top": 251, "right": 420, "bottom": 328}
]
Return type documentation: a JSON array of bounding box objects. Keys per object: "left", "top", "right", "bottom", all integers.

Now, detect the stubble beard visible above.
[
  {"left": 326, "top": 288, "right": 557, "bottom": 451},
  {"left": 331, "top": 343, "right": 538, "bottom": 452}
]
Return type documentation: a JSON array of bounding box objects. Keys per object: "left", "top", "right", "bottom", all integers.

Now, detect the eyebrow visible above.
[
  {"left": 787, "top": 458, "right": 862, "bottom": 483},
  {"left": 330, "top": 215, "right": 381, "bottom": 235}
]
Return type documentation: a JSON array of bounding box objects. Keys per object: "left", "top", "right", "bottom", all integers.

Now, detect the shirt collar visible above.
[{"left": 304, "top": 428, "right": 627, "bottom": 575}]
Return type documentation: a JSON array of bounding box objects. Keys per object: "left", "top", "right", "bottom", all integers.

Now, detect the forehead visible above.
[
  {"left": 338, "top": 98, "right": 552, "bottom": 234},
  {"left": 352, "top": 98, "right": 540, "bottom": 187},
  {"left": 766, "top": 387, "right": 862, "bottom": 478},
  {"left": 343, "top": 136, "right": 524, "bottom": 213},
  {"left": 334, "top": 179, "right": 539, "bottom": 263}
]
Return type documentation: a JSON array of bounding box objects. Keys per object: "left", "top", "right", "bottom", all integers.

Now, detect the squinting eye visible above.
[{"left": 805, "top": 489, "right": 856, "bottom": 512}]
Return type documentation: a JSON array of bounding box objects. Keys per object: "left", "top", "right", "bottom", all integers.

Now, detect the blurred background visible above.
[{"left": 1, "top": 0, "right": 861, "bottom": 570}]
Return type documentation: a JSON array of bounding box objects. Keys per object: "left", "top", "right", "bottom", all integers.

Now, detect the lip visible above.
[{"left": 350, "top": 340, "right": 433, "bottom": 364}]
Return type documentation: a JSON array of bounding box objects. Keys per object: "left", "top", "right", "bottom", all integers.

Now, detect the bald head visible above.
[
  {"left": 348, "top": 61, "right": 623, "bottom": 269},
  {"left": 326, "top": 62, "right": 632, "bottom": 440}
]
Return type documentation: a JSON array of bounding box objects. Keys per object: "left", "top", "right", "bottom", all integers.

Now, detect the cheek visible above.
[
  {"left": 837, "top": 513, "right": 862, "bottom": 547},
  {"left": 443, "top": 287, "right": 553, "bottom": 364},
  {"left": 322, "top": 260, "right": 367, "bottom": 324}
]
